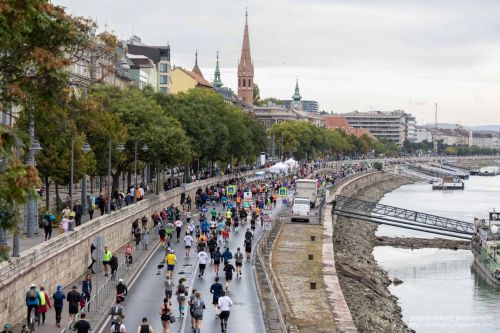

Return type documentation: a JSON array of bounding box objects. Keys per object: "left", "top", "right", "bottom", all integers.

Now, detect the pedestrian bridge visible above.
[{"left": 333, "top": 195, "right": 474, "bottom": 239}]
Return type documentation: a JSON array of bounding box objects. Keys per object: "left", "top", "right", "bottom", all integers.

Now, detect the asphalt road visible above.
[{"left": 119, "top": 195, "right": 287, "bottom": 333}]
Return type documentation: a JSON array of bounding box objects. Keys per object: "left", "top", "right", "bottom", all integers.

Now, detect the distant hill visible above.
[{"left": 470, "top": 125, "right": 500, "bottom": 132}]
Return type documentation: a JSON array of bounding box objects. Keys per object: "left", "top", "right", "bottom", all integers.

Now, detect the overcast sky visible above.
[{"left": 55, "top": 0, "right": 500, "bottom": 125}]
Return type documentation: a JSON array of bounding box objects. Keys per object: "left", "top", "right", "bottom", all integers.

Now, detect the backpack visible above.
[
  {"left": 27, "top": 289, "right": 37, "bottom": 300},
  {"left": 114, "top": 323, "right": 122, "bottom": 333},
  {"left": 245, "top": 239, "right": 252, "bottom": 247}
]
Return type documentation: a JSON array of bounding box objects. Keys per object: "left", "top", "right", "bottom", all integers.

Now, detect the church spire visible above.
[
  {"left": 192, "top": 49, "right": 204, "bottom": 78},
  {"left": 213, "top": 51, "right": 223, "bottom": 88},
  {"left": 237, "top": 7, "right": 254, "bottom": 106},
  {"left": 292, "top": 77, "right": 302, "bottom": 101}
]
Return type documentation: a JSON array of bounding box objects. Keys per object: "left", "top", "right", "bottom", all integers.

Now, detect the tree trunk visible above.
[
  {"left": 44, "top": 176, "right": 50, "bottom": 211},
  {"left": 127, "top": 171, "right": 131, "bottom": 189},
  {"left": 112, "top": 172, "right": 120, "bottom": 193},
  {"left": 90, "top": 175, "right": 94, "bottom": 195}
]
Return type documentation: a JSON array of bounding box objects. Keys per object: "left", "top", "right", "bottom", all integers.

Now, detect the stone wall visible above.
[
  {"left": 0, "top": 172, "right": 255, "bottom": 326},
  {"left": 321, "top": 171, "right": 384, "bottom": 333}
]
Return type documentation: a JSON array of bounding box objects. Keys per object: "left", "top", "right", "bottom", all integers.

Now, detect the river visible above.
[{"left": 373, "top": 175, "right": 500, "bottom": 332}]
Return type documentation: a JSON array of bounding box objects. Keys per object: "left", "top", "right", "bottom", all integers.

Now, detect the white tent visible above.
[
  {"left": 270, "top": 162, "right": 289, "bottom": 173},
  {"left": 284, "top": 158, "right": 298, "bottom": 168}
]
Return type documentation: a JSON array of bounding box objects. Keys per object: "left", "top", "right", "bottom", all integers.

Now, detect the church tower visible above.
[
  {"left": 237, "top": 8, "right": 254, "bottom": 106},
  {"left": 213, "top": 51, "right": 223, "bottom": 88}
]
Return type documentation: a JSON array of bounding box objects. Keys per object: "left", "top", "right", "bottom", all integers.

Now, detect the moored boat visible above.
[
  {"left": 471, "top": 211, "right": 500, "bottom": 286},
  {"left": 432, "top": 175, "right": 464, "bottom": 190}
]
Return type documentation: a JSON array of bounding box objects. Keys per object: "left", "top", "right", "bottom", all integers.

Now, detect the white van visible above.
[{"left": 291, "top": 197, "right": 311, "bottom": 222}]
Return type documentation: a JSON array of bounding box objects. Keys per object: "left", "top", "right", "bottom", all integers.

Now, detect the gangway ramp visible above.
[{"left": 333, "top": 195, "right": 474, "bottom": 239}]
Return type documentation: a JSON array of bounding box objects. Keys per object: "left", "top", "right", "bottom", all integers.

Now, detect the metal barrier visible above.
[
  {"left": 254, "top": 216, "right": 296, "bottom": 333},
  {"left": 60, "top": 223, "right": 160, "bottom": 333}
]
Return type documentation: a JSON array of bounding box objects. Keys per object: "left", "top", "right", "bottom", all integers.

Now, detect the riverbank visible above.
[
  {"left": 333, "top": 174, "right": 415, "bottom": 333},
  {"left": 375, "top": 236, "right": 470, "bottom": 250}
]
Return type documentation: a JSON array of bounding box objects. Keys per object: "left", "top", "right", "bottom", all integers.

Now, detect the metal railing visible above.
[
  {"left": 60, "top": 223, "right": 160, "bottom": 333},
  {"left": 254, "top": 216, "right": 297, "bottom": 333}
]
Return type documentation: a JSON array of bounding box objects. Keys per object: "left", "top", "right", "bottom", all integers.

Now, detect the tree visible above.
[
  {"left": 89, "top": 85, "right": 191, "bottom": 189},
  {"left": 0, "top": 0, "right": 93, "bottom": 112},
  {"left": 253, "top": 83, "right": 261, "bottom": 105},
  {"left": 0, "top": 126, "right": 40, "bottom": 260}
]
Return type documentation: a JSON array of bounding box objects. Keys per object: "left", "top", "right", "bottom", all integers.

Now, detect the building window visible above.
[
  {"left": 243, "top": 79, "right": 246, "bottom": 87},
  {"left": 160, "top": 87, "right": 168, "bottom": 93},
  {"left": 160, "top": 63, "right": 168, "bottom": 72},
  {"left": 249, "top": 79, "right": 252, "bottom": 87},
  {"left": 160, "top": 75, "right": 169, "bottom": 84}
]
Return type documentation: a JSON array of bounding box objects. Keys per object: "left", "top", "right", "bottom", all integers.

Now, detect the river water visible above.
[{"left": 373, "top": 175, "right": 500, "bottom": 332}]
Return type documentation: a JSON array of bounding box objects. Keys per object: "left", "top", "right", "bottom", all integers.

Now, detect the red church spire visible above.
[{"left": 237, "top": 7, "right": 254, "bottom": 106}]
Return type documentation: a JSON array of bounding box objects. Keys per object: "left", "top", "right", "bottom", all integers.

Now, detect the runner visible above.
[
  {"left": 250, "top": 217, "right": 256, "bottom": 234},
  {"left": 125, "top": 243, "right": 133, "bottom": 269},
  {"left": 164, "top": 277, "right": 174, "bottom": 303},
  {"left": 165, "top": 250, "right": 176, "bottom": 279},
  {"left": 207, "top": 237, "right": 217, "bottom": 263},
  {"left": 212, "top": 247, "right": 222, "bottom": 275},
  {"left": 174, "top": 219, "right": 183, "bottom": 243},
  {"left": 159, "top": 297, "right": 173, "bottom": 333},
  {"left": 223, "top": 261, "right": 235, "bottom": 291},
  {"left": 233, "top": 215, "right": 240, "bottom": 234},
  {"left": 234, "top": 248, "right": 244, "bottom": 278},
  {"left": 191, "top": 291, "right": 205, "bottom": 333},
  {"left": 197, "top": 249, "right": 209, "bottom": 278},
  {"left": 244, "top": 237, "right": 253, "bottom": 261},
  {"left": 244, "top": 228, "right": 253, "bottom": 241},
  {"left": 188, "top": 289, "right": 197, "bottom": 331},
  {"left": 217, "top": 291, "right": 233, "bottom": 333},
  {"left": 210, "top": 207, "right": 217, "bottom": 222},
  {"left": 165, "top": 221, "right": 175, "bottom": 248},
  {"left": 183, "top": 233, "right": 194, "bottom": 257},
  {"left": 110, "top": 318, "right": 126, "bottom": 333},
  {"left": 221, "top": 227, "right": 230, "bottom": 248},
  {"left": 176, "top": 279, "right": 188, "bottom": 318},
  {"left": 136, "top": 317, "right": 153, "bottom": 333},
  {"left": 209, "top": 277, "right": 224, "bottom": 318},
  {"left": 158, "top": 225, "right": 167, "bottom": 249},
  {"left": 222, "top": 248, "right": 233, "bottom": 266}
]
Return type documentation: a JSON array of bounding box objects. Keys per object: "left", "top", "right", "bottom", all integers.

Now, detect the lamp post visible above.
[
  {"left": 80, "top": 142, "right": 91, "bottom": 215},
  {"left": 141, "top": 144, "right": 149, "bottom": 189},
  {"left": 24, "top": 110, "right": 42, "bottom": 239},
  {"left": 108, "top": 142, "right": 125, "bottom": 214}
]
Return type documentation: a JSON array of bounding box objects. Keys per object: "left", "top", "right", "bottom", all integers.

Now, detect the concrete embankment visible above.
[
  {"left": 375, "top": 236, "right": 470, "bottom": 250},
  {"left": 333, "top": 173, "right": 415, "bottom": 333}
]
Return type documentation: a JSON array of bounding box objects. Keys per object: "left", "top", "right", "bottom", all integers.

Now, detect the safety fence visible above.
[
  {"left": 60, "top": 224, "right": 160, "bottom": 333},
  {"left": 254, "top": 215, "right": 298, "bottom": 333}
]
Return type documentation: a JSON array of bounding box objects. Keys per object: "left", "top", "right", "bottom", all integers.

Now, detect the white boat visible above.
[
  {"left": 432, "top": 176, "right": 464, "bottom": 190},
  {"left": 478, "top": 166, "right": 500, "bottom": 176}
]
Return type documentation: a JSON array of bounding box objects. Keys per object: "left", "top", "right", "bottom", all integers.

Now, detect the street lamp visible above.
[
  {"left": 141, "top": 144, "right": 149, "bottom": 188},
  {"left": 108, "top": 142, "right": 125, "bottom": 214},
  {"left": 80, "top": 142, "right": 91, "bottom": 216}
]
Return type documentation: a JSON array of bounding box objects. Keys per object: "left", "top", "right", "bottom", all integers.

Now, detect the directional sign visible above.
[
  {"left": 226, "top": 185, "right": 237, "bottom": 196},
  {"left": 278, "top": 187, "right": 288, "bottom": 197}
]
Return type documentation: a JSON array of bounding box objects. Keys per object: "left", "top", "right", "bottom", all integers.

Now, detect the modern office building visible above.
[
  {"left": 126, "top": 36, "right": 172, "bottom": 93},
  {"left": 342, "top": 110, "right": 414, "bottom": 145}
]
